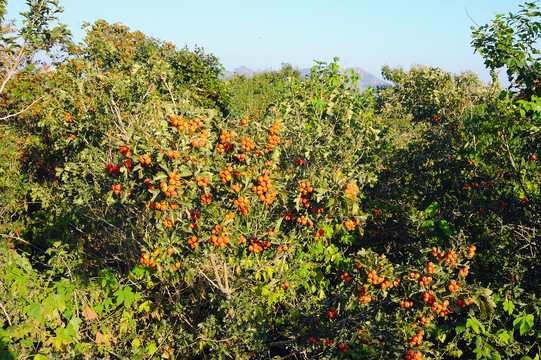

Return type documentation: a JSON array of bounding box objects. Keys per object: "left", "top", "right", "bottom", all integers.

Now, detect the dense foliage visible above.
[{"left": 0, "top": 1, "right": 540, "bottom": 359}]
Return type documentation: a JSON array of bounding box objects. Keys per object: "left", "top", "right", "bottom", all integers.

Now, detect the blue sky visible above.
[{"left": 5, "top": 0, "right": 531, "bottom": 83}]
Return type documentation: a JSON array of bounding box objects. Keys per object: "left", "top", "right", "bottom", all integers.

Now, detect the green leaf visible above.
[
  {"left": 466, "top": 317, "right": 486, "bottom": 334},
  {"left": 113, "top": 287, "right": 136, "bottom": 308},
  {"left": 24, "top": 302, "right": 43, "bottom": 322},
  {"left": 513, "top": 313, "right": 534, "bottom": 336},
  {"left": 146, "top": 342, "right": 157, "bottom": 355},
  {"left": 520, "top": 356, "right": 540, "bottom": 360},
  {"left": 178, "top": 167, "right": 193, "bottom": 177},
  {"left": 425, "top": 201, "right": 439, "bottom": 217},
  {"left": 106, "top": 194, "right": 115, "bottom": 206},
  {"left": 433, "top": 324, "right": 452, "bottom": 344},
  {"left": 260, "top": 287, "right": 270, "bottom": 297},
  {"left": 138, "top": 300, "right": 151, "bottom": 313},
  {"left": 421, "top": 220, "right": 435, "bottom": 229},
  {"left": 44, "top": 293, "right": 66, "bottom": 314},
  {"left": 265, "top": 266, "right": 274, "bottom": 279},
  {"left": 148, "top": 188, "right": 160, "bottom": 203},
  {"left": 98, "top": 269, "right": 118, "bottom": 289},
  {"left": 455, "top": 324, "right": 466, "bottom": 334},
  {"left": 473, "top": 347, "right": 486, "bottom": 360},
  {"left": 438, "top": 220, "right": 452, "bottom": 236},
  {"left": 496, "top": 329, "right": 510, "bottom": 344},
  {"left": 69, "top": 317, "right": 82, "bottom": 333},
  {"left": 503, "top": 299, "right": 515, "bottom": 315}
]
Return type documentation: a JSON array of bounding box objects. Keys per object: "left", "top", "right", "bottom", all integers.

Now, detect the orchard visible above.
[{"left": 0, "top": 1, "right": 539, "bottom": 359}]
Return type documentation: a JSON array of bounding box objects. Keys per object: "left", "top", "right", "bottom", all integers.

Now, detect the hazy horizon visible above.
[{"left": 5, "top": 0, "right": 529, "bottom": 86}]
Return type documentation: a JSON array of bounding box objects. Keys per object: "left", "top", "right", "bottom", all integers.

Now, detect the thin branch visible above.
[
  {"left": 268, "top": 339, "right": 296, "bottom": 348},
  {"left": 57, "top": 253, "right": 80, "bottom": 319},
  {"left": 209, "top": 253, "right": 224, "bottom": 292},
  {"left": 160, "top": 74, "right": 177, "bottom": 114},
  {"left": 133, "top": 83, "right": 156, "bottom": 123},
  {"left": 0, "top": 42, "right": 27, "bottom": 95},
  {"left": 501, "top": 129, "right": 531, "bottom": 200},
  {"left": 196, "top": 334, "right": 237, "bottom": 343},
  {"left": 197, "top": 268, "right": 220, "bottom": 291},
  {"left": 109, "top": 97, "right": 128, "bottom": 140},
  {"left": 231, "top": 256, "right": 278, "bottom": 292},
  {"left": 223, "top": 260, "right": 231, "bottom": 299},
  {"left": 0, "top": 233, "right": 45, "bottom": 252},
  {"left": 146, "top": 323, "right": 175, "bottom": 360},
  {"left": 279, "top": 254, "right": 286, "bottom": 276},
  {"left": 0, "top": 0, "right": 59, "bottom": 95},
  {"left": 0, "top": 95, "right": 46, "bottom": 121},
  {"left": 0, "top": 301, "right": 11, "bottom": 326},
  {"left": 463, "top": 0, "right": 480, "bottom": 29}
]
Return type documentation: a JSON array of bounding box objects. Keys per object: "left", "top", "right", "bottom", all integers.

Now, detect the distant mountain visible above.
[
  {"left": 224, "top": 65, "right": 388, "bottom": 89},
  {"left": 348, "top": 67, "right": 389, "bottom": 88},
  {"left": 227, "top": 66, "right": 254, "bottom": 76}
]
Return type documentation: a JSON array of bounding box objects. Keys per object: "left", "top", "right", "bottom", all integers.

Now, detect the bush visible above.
[{"left": 0, "top": 1, "right": 540, "bottom": 359}]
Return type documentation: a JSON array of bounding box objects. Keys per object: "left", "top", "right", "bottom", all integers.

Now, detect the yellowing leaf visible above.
[
  {"left": 82, "top": 306, "right": 98, "bottom": 321},
  {"left": 95, "top": 331, "right": 108, "bottom": 345}
]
